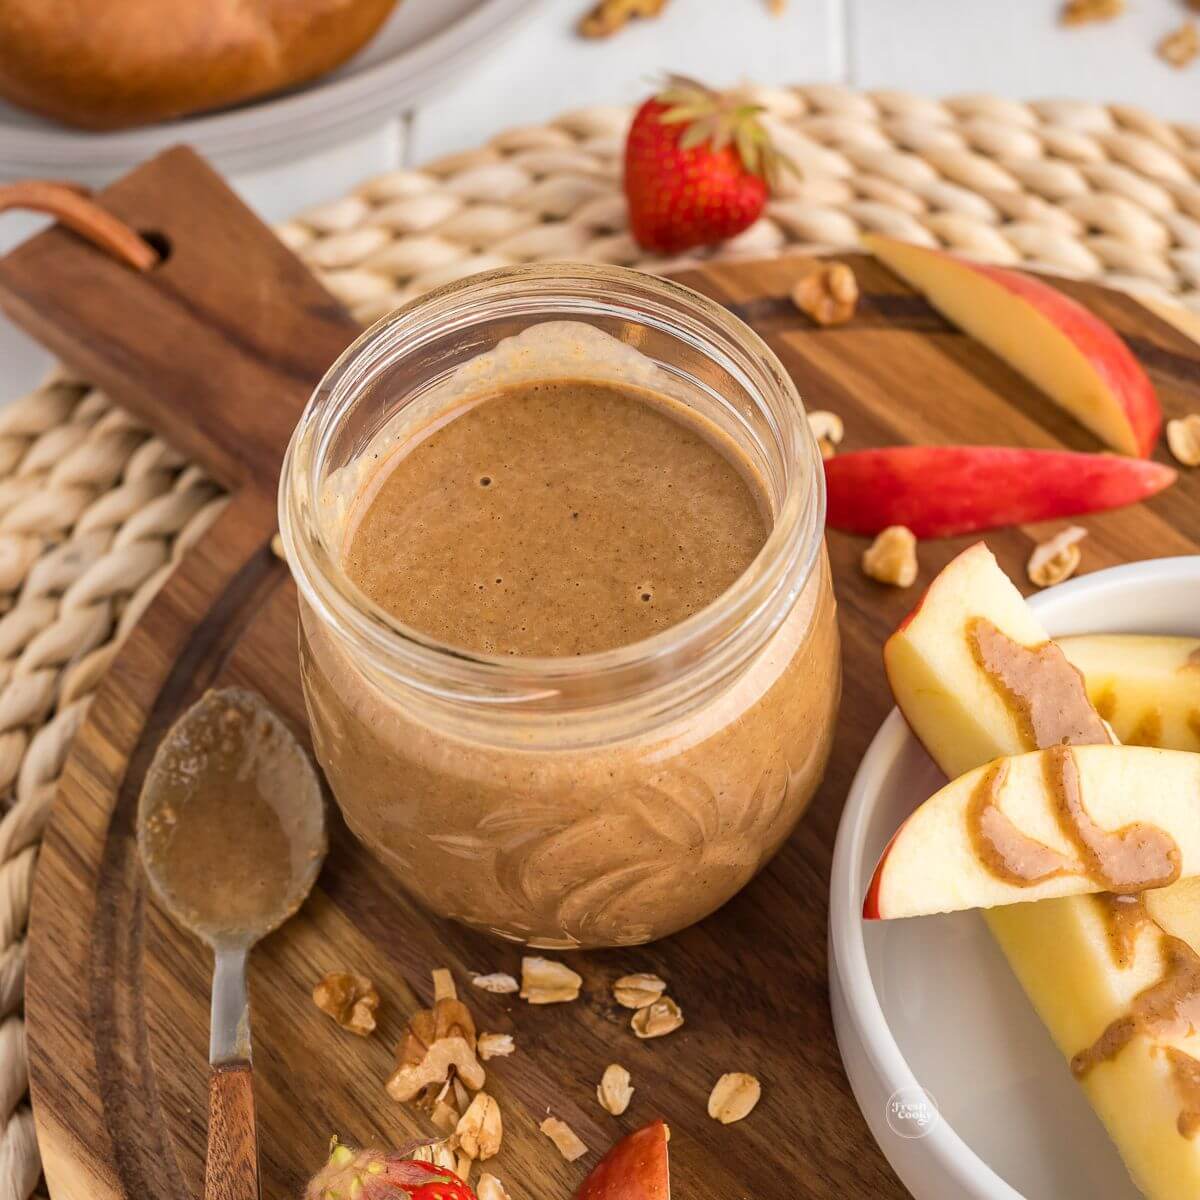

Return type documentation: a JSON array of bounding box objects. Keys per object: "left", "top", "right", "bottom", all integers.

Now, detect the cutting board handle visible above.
[
  {"left": 0, "top": 147, "right": 361, "bottom": 499},
  {"left": 205, "top": 1062, "right": 260, "bottom": 1200}
]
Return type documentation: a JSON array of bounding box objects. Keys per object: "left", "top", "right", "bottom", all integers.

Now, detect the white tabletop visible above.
[{"left": 1, "top": 0, "right": 1197, "bottom": 398}]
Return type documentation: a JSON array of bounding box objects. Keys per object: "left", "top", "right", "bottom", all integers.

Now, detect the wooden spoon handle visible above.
[{"left": 205, "top": 1062, "right": 260, "bottom": 1200}]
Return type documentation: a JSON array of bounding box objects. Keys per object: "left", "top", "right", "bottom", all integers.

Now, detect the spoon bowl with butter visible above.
[{"left": 138, "top": 687, "right": 326, "bottom": 1200}]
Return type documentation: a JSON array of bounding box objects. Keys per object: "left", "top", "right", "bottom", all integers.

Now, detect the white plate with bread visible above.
[{"left": 0, "top": 0, "right": 539, "bottom": 182}]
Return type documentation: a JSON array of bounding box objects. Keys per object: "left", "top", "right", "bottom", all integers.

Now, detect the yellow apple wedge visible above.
[
  {"left": 864, "top": 234, "right": 1162, "bottom": 456},
  {"left": 879, "top": 541, "right": 1200, "bottom": 1199},
  {"left": 1060, "top": 634, "right": 1200, "bottom": 754},
  {"left": 1145, "top": 876, "right": 1200, "bottom": 957},
  {"left": 864, "top": 744, "right": 1200, "bottom": 919},
  {"left": 882, "top": 540, "right": 1055, "bottom": 780}
]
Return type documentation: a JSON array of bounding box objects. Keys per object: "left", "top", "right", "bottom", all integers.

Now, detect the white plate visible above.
[
  {"left": 829, "top": 555, "right": 1200, "bottom": 1200},
  {"left": 0, "top": 0, "right": 540, "bottom": 182}
]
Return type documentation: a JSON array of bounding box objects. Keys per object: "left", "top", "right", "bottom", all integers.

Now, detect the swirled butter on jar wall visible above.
[{"left": 281, "top": 265, "right": 840, "bottom": 948}]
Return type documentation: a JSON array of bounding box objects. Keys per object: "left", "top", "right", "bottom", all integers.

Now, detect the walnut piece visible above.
[
  {"left": 631, "top": 996, "right": 684, "bottom": 1039},
  {"left": 312, "top": 971, "right": 380, "bottom": 1037},
  {"left": 1159, "top": 20, "right": 1200, "bottom": 67},
  {"left": 862, "top": 526, "right": 918, "bottom": 588},
  {"left": 1027, "top": 526, "right": 1087, "bottom": 589},
  {"left": 1167, "top": 414, "right": 1200, "bottom": 466},
  {"left": 399, "top": 997, "right": 477, "bottom": 1069},
  {"left": 457, "top": 1091, "right": 503, "bottom": 1160},
  {"left": 477, "top": 1175, "right": 512, "bottom": 1200},
  {"left": 477, "top": 1032, "right": 515, "bottom": 1061},
  {"left": 472, "top": 973, "right": 520, "bottom": 994},
  {"left": 540, "top": 1116, "right": 589, "bottom": 1162},
  {"left": 456, "top": 1151, "right": 474, "bottom": 1186},
  {"left": 579, "top": 0, "right": 669, "bottom": 37},
  {"left": 791, "top": 262, "right": 858, "bottom": 327},
  {"left": 612, "top": 973, "right": 666, "bottom": 1009},
  {"left": 432, "top": 968, "right": 457, "bottom": 1002},
  {"left": 431, "top": 1098, "right": 459, "bottom": 1133},
  {"left": 1060, "top": 0, "right": 1124, "bottom": 24},
  {"left": 597, "top": 1064, "right": 635, "bottom": 1116},
  {"left": 708, "top": 1072, "right": 763, "bottom": 1124},
  {"left": 412, "top": 1142, "right": 459, "bottom": 1172},
  {"left": 807, "top": 410, "right": 844, "bottom": 460},
  {"left": 386, "top": 1036, "right": 485, "bottom": 1101},
  {"left": 521, "top": 956, "right": 582, "bottom": 1004}
]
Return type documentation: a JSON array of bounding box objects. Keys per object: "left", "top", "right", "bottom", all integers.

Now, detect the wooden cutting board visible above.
[{"left": 4, "top": 149, "right": 1200, "bottom": 1200}]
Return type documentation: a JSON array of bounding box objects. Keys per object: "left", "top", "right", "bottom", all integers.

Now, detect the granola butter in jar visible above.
[{"left": 280, "top": 265, "right": 839, "bottom": 949}]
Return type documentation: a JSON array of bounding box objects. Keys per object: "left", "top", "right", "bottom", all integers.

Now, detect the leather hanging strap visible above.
[{"left": 0, "top": 180, "right": 159, "bottom": 272}]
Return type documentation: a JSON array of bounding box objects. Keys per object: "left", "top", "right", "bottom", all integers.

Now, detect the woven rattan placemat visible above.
[{"left": 4, "top": 85, "right": 1200, "bottom": 1198}]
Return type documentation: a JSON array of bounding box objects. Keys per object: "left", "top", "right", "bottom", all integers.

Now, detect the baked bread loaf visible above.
[{"left": 0, "top": 0, "right": 402, "bottom": 130}]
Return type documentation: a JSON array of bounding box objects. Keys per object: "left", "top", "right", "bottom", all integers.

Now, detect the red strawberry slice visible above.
[
  {"left": 575, "top": 1119, "right": 670, "bottom": 1200},
  {"left": 306, "top": 1142, "right": 475, "bottom": 1200},
  {"left": 624, "top": 77, "right": 787, "bottom": 255}
]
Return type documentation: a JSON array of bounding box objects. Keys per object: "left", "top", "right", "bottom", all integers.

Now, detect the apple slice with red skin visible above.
[
  {"left": 575, "top": 1121, "right": 669, "bottom": 1200},
  {"left": 863, "top": 743, "right": 1200, "bottom": 920},
  {"left": 825, "top": 445, "right": 1175, "bottom": 538},
  {"left": 864, "top": 234, "right": 1162, "bottom": 456}
]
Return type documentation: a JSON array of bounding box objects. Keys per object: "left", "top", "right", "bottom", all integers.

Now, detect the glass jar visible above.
[{"left": 279, "top": 263, "right": 839, "bottom": 949}]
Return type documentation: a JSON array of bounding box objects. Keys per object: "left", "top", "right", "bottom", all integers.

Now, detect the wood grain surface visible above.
[{"left": 5, "top": 179, "right": 1199, "bottom": 1200}]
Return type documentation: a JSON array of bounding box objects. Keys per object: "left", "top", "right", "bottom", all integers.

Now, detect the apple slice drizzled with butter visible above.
[
  {"left": 864, "top": 743, "right": 1198, "bottom": 919},
  {"left": 869, "top": 541, "right": 1200, "bottom": 1200}
]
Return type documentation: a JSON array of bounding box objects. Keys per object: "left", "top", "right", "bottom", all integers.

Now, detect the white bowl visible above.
[{"left": 829, "top": 554, "right": 1200, "bottom": 1200}]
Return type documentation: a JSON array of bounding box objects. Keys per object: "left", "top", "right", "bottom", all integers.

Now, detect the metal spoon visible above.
[{"left": 137, "top": 687, "right": 327, "bottom": 1200}]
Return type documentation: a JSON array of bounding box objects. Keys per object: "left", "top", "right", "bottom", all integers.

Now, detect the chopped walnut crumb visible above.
[
  {"left": 412, "top": 1142, "right": 459, "bottom": 1172},
  {"left": 431, "top": 1098, "right": 459, "bottom": 1133},
  {"left": 631, "top": 996, "right": 685, "bottom": 1039},
  {"left": 456, "top": 1151, "right": 475, "bottom": 1186},
  {"left": 432, "top": 968, "right": 457, "bottom": 1002},
  {"left": 312, "top": 970, "right": 380, "bottom": 1036},
  {"left": 579, "top": 0, "right": 668, "bottom": 36},
  {"left": 862, "top": 526, "right": 918, "bottom": 588},
  {"left": 387, "top": 1036, "right": 484, "bottom": 1101},
  {"left": 791, "top": 262, "right": 858, "bottom": 327},
  {"left": 541, "top": 1116, "right": 589, "bottom": 1162},
  {"left": 1060, "top": 0, "right": 1124, "bottom": 24},
  {"left": 472, "top": 973, "right": 520, "bottom": 994},
  {"left": 1027, "top": 526, "right": 1087, "bottom": 588},
  {"left": 613, "top": 973, "right": 667, "bottom": 1009},
  {"left": 597, "top": 1064, "right": 635, "bottom": 1115},
  {"left": 1160, "top": 20, "right": 1200, "bottom": 67},
  {"left": 477, "top": 1175, "right": 512, "bottom": 1200},
  {"left": 807, "top": 410, "right": 844, "bottom": 460},
  {"left": 708, "top": 1072, "right": 763, "bottom": 1124},
  {"left": 457, "top": 1091, "right": 503, "bottom": 1160},
  {"left": 1167, "top": 414, "right": 1200, "bottom": 466},
  {"left": 388, "top": 996, "right": 484, "bottom": 1101},
  {"left": 521, "top": 956, "right": 582, "bottom": 1004},
  {"left": 477, "top": 1032, "right": 515, "bottom": 1061}
]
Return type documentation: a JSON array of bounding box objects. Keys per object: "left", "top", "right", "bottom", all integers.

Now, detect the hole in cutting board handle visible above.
[{"left": 139, "top": 230, "right": 171, "bottom": 264}]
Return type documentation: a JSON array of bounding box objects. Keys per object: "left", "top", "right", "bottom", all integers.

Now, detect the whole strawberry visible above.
[
  {"left": 624, "top": 76, "right": 787, "bottom": 255},
  {"left": 306, "top": 1140, "right": 475, "bottom": 1200}
]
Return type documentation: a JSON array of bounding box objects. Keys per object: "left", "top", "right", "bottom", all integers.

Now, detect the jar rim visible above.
[{"left": 279, "top": 262, "right": 826, "bottom": 714}]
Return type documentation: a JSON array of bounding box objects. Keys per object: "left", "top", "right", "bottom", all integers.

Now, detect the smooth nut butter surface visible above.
[
  {"left": 344, "top": 379, "right": 768, "bottom": 656},
  {"left": 299, "top": 323, "right": 839, "bottom": 948},
  {"left": 139, "top": 689, "right": 325, "bottom": 942}
]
